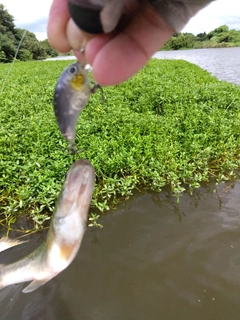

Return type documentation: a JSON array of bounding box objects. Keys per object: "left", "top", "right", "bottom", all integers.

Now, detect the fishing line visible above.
[
  {"left": 58, "top": 143, "right": 88, "bottom": 155},
  {"left": 0, "top": 29, "right": 27, "bottom": 95}
]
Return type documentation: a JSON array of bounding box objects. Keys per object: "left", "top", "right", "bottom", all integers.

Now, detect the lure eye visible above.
[{"left": 69, "top": 66, "right": 77, "bottom": 74}]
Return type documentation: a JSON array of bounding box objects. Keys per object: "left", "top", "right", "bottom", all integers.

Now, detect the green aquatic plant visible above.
[{"left": 0, "top": 59, "right": 240, "bottom": 231}]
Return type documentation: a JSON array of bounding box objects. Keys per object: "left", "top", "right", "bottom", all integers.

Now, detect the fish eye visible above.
[{"left": 69, "top": 65, "right": 77, "bottom": 74}]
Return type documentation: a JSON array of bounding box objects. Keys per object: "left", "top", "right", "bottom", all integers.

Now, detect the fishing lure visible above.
[{"left": 53, "top": 61, "right": 101, "bottom": 153}]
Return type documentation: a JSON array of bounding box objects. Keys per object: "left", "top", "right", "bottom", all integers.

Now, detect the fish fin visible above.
[
  {"left": 0, "top": 264, "right": 5, "bottom": 275},
  {"left": 22, "top": 278, "right": 50, "bottom": 294},
  {"left": 0, "top": 264, "right": 5, "bottom": 291},
  {"left": 0, "top": 237, "right": 28, "bottom": 253}
]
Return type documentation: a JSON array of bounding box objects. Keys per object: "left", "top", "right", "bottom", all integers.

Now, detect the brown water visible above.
[{"left": 1, "top": 181, "right": 240, "bottom": 320}]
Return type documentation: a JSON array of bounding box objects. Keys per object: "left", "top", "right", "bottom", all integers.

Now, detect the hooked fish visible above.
[
  {"left": 0, "top": 159, "right": 95, "bottom": 293},
  {"left": 53, "top": 61, "right": 100, "bottom": 150}
]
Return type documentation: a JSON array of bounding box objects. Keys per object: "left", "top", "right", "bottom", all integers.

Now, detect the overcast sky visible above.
[{"left": 1, "top": 0, "right": 240, "bottom": 40}]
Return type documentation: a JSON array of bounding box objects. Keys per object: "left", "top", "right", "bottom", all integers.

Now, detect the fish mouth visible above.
[
  {"left": 63, "top": 159, "right": 95, "bottom": 205},
  {"left": 67, "top": 159, "right": 94, "bottom": 184}
]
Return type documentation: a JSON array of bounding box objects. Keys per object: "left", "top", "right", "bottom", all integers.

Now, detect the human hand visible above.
[{"left": 47, "top": 0, "right": 174, "bottom": 86}]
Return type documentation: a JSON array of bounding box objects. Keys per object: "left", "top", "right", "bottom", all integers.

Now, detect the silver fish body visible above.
[
  {"left": 54, "top": 62, "right": 91, "bottom": 143},
  {"left": 0, "top": 159, "right": 95, "bottom": 293}
]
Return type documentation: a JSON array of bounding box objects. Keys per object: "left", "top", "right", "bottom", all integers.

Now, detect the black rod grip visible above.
[{"left": 68, "top": 1, "right": 103, "bottom": 34}]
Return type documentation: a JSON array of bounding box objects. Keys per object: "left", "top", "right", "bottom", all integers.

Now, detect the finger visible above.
[
  {"left": 86, "top": 3, "right": 174, "bottom": 85},
  {"left": 66, "top": 18, "right": 84, "bottom": 50},
  {"left": 67, "top": 19, "right": 99, "bottom": 51},
  {"left": 47, "top": 0, "right": 71, "bottom": 52}
]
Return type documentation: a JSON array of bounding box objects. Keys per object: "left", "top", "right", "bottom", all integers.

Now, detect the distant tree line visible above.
[
  {"left": 0, "top": 4, "right": 58, "bottom": 62},
  {"left": 162, "top": 25, "right": 240, "bottom": 50},
  {"left": 1, "top": 3, "right": 240, "bottom": 62}
]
